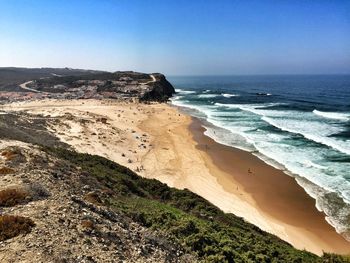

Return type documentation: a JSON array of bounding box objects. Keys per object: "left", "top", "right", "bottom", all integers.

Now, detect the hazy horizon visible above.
[
  {"left": 1, "top": 0, "right": 349, "bottom": 75},
  {"left": 3, "top": 66, "right": 350, "bottom": 77}
]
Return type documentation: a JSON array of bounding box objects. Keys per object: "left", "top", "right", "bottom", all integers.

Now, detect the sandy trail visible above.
[
  {"left": 147, "top": 74, "right": 156, "bottom": 84},
  {"left": 19, "top": 81, "right": 41, "bottom": 93},
  {"left": 1, "top": 99, "right": 349, "bottom": 255}
]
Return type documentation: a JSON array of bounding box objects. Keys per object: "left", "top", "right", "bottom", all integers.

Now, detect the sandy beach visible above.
[{"left": 1, "top": 99, "right": 349, "bottom": 255}]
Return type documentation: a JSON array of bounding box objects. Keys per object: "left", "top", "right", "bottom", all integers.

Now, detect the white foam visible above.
[
  {"left": 175, "top": 89, "right": 196, "bottom": 94},
  {"left": 214, "top": 103, "right": 284, "bottom": 116},
  {"left": 215, "top": 102, "right": 282, "bottom": 109},
  {"left": 203, "top": 125, "right": 255, "bottom": 152},
  {"left": 295, "top": 176, "right": 350, "bottom": 240},
  {"left": 197, "top": 94, "right": 219, "bottom": 98},
  {"left": 222, "top": 93, "right": 239, "bottom": 98},
  {"left": 169, "top": 95, "right": 184, "bottom": 101},
  {"left": 313, "top": 109, "right": 350, "bottom": 121},
  {"left": 171, "top": 99, "right": 218, "bottom": 120},
  {"left": 214, "top": 103, "right": 350, "bottom": 155},
  {"left": 304, "top": 160, "right": 328, "bottom": 170},
  {"left": 256, "top": 93, "right": 272, "bottom": 96},
  {"left": 172, "top": 98, "right": 350, "bottom": 238},
  {"left": 205, "top": 111, "right": 350, "bottom": 205},
  {"left": 261, "top": 116, "right": 350, "bottom": 155},
  {"left": 199, "top": 104, "right": 350, "bottom": 198},
  {"left": 252, "top": 139, "right": 350, "bottom": 192},
  {"left": 252, "top": 151, "right": 287, "bottom": 171}
]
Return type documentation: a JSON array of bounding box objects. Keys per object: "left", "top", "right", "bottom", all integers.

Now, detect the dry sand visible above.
[{"left": 2, "top": 99, "right": 350, "bottom": 255}]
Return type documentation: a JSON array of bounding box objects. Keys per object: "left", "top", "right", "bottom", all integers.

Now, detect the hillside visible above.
[
  {"left": 0, "top": 67, "right": 104, "bottom": 91},
  {"left": 0, "top": 68, "right": 175, "bottom": 102},
  {"left": 0, "top": 110, "right": 349, "bottom": 262}
]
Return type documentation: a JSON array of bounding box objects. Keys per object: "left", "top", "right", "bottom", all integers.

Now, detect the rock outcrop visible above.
[{"left": 140, "top": 73, "right": 175, "bottom": 102}]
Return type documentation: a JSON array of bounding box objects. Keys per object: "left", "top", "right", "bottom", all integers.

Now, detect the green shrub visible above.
[{"left": 45, "top": 147, "right": 350, "bottom": 263}]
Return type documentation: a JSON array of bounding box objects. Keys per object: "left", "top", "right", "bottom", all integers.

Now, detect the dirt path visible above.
[
  {"left": 19, "top": 81, "right": 40, "bottom": 93},
  {"left": 144, "top": 74, "right": 156, "bottom": 85}
]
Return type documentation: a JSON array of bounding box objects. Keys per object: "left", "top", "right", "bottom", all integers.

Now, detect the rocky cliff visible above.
[{"left": 140, "top": 73, "right": 175, "bottom": 102}]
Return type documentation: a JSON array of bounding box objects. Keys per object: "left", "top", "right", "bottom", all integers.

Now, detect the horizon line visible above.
[{"left": 1, "top": 66, "right": 350, "bottom": 77}]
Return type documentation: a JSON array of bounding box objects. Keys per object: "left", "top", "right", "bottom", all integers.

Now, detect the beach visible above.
[
  {"left": 2, "top": 99, "right": 349, "bottom": 255},
  {"left": 141, "top": 103, "right": 350, "bottom": 255},
  {"left": 189, "top": 119, "right": 350, "bottom": 255}
]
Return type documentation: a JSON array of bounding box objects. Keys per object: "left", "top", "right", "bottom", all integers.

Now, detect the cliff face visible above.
[{"left": 140, "top": 73, "right": 175, "bottom": 102}]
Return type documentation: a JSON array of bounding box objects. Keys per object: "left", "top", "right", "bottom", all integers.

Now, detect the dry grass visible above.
[
  {"left": 0, "top": 167, "right": 15, "bottom": 175},
  {"left": 81, "top": 219, "right": 95, "bottom": 230},
  {"left": 0, "top": 215, "right": 35, "bottom": 241},
  {"left": 84, "top": 192, "right": 103, "bottom": 205},
  {"left": 101, "top": 188, "right": 114, "bottom": 196},
  {"left": 1, "top": 150, "right": 17, "bottom": 161},
  {"left": 0, "top": 188, "right": 28, "bottom": 207}
]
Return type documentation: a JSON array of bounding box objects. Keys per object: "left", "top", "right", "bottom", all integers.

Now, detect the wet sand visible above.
[{"left": 188, "top": 118, "right": 350, "bottom": 255}]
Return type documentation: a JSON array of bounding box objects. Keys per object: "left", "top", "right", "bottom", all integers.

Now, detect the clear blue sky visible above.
[{"left": 1, "top": 0, "right": 349, "bottom": 75}]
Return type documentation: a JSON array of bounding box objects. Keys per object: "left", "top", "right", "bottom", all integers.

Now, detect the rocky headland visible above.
[{"left": 0, "top": 68, "right": 175, "bottom": 103}]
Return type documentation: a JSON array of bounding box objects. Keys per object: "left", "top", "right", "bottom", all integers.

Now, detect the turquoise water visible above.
[{"left": 168, "top": 75, "right": 350, "bottom": 239}]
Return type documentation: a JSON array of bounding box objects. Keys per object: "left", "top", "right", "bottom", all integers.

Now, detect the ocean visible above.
[{"left": 168, "top": 75, "right": 350, "bottom": 239}]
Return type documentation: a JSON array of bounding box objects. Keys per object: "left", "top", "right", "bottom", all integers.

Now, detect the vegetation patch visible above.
[
  {"left": 0, "top": 188, "right": 28, "bottom": 207},
  {"left": 0, "top": 166, "right": 15, "bottom": 174},
  {"left": 1, "top": 150, "right": 18, "bottom": 161},
  {"left": 46, "top": 147, "right": 350, "bottom": 263},
  {"left": 81, "top": 219, "right": 95, "bottom": 230},
  {"left": 84, "top": 191, "right": 103, "bottom": 206},
  {"left": 0, "top": 215, "right": 35, "bottom": 241},
  {"left": 25, "top": 183, "right": 50, "bottom": 200}
]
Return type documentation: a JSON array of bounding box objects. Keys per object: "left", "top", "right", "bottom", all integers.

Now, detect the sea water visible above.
[{"left": 168, "top": 75, "right": 350, "bottom": 240}]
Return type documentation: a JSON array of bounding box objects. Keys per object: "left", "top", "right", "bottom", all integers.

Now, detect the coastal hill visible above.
[
  {"left": 0, "top": 67, "right": 175, "bottom": 102},
  {"left": 0, "top": 133, "right": 347, "bottom": 262},
  {"left": 0, "top": 67, "right": 349, "bottom": 262},
  {"left": 0, "top": 67, "right": 104, "bottom": 91}
]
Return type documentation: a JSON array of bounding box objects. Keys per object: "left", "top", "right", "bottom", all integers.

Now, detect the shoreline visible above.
[
  {"left": 2, "top": 99, "right": 349, "bottom": 255},
  {"left": 140, "top": 102, "right": 350, "bottom": 255},
  {"left": 187, "top": 116, "right": 350, "bottom": 255}
]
